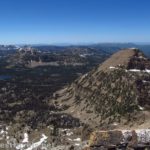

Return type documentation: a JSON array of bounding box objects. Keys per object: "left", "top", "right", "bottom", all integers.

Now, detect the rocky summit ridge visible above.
[{"left": 53, "top": 48, "right": 150, "bottom": 129}]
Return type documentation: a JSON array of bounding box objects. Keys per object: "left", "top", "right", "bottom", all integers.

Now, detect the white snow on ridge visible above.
[
  {"left": 16, "top": 143, "right": 26, "bottom": 150},
  {"left": 109, "top": 66, "right": 116, "bottom": 69},
  {"left": 61, "top": 129, "right": 70, "bottom": 132},
  {"left": 16, "top": 133, "right": 29, "bottom": 150},
  {"left": 0, "top": 129, "right": 5, "bottom": 134},
  {"left": 138, "top": 105, "right": 144, "bottom": 110},
  {"left": 138, "top": 56, "right": 147, "bottom": 60},
  {"left": 67, "top": 138, "right": 73, "bottom": 141},
  {"left": 25, "top": 134, "right": 48, "bottom": 150},
  {"left": 73, "top": 138, "right": 81, "bottom": 142},
  {"left": 128, "top": 69, "right": 141, "bottom": 72},
  {"left": 128, "top": 69, "right": 150, "bottom": 73},
  {"left": 143, "top": 80, "right": 150, "bottom": 83},
  {"left": 113, "top": 122, "right": 118, "bottom": 126},
  {"left": 0, "top": 129, "right": 8, "bottom": 138},
  {"left": 109, "top": 65, "right": 150, "bottom": 74},
  {"left": 136, "top": 129, "right": 150, "bottom": 143},
  {"left": 145, "top": 69, "right": 150, "bottom": 73},
  {"left": 6, "top": 127, "right": 9, "bottom": 131},
  {"left": 66, "top": 132, "right": 73, "bottom": 136},
  {"left": 22, "top": 133, "right": 29, "bottom": 143},
  {"left": 122, "top": 129, "right": 150, "bottom": 143},
  {"left": 75, "top": 143, "right": 80, "bottom": 146}
]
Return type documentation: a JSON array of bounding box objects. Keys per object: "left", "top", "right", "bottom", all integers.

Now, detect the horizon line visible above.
[{"left": 1, "top": 42, "right": 150, "bottom": 46}]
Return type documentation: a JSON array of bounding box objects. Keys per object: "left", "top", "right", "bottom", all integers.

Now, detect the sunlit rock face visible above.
[{"left": 86, "top": 129, "right": 150, "bottom": 149}]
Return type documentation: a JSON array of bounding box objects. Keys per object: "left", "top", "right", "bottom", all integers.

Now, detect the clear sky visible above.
[{"left": 0, "top": 0, "right": 150, "bottom": 44}]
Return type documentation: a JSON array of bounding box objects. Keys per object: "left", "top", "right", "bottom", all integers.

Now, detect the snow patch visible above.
[
  {"left": 145, "top": 69, "right": 150, "bottom": 73},
  {"left": 25, "top": 134, "right": 48, "bottom": 150},
  {"left": 138, "top": 105, "right": 144, "bottom": 110},
  {"left": 136, "top": 129, "right": 150, "bottom": 143},
  {"left": 128, "top": 69, "right": 141, "bottom": 72},
  {"left": 113, "top": 122, "right": 118, "bottom": 126},
  {"left": 128, "top": 69, "right": 150, "bottom": 73},
  {"left": 22, "top": 133, "right": 29, "bottom": 143},
  {"left": 75, "top": 143, "right": 80, "bottom": 146},
  {"left": 109, "top": 66, "right": 116, "bottom": 69},
  {"left": 66, "top": 132, "right": 73, "bottom": 136},
  {"left": 73, "top": 138, "right": 81, "bottom": 142},
  {"left": 67, "top": 138, "right": 73, "bottom": 141},
  {"left": 6, "top": 127, "right": 9, "bottom": 131},
  {"left": 0, "top": 129, "right": 5, "bottom": 134},
  {"left": 16, "top": 143, "right": 26, "bottom": 150},
  {"left": 122, "top": 129, "right": 150, "bottom": 143},
  {"left": 61, "top": 129, "right": 70, "bottom": 132}
]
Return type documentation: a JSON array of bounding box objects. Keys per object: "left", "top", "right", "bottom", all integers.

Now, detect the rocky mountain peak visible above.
[
  {"left": 54, "top": 48, "right": 150, "bottom": 129},
  {"left": 98, "top": 48, "right": 148, "bottom": 72}
]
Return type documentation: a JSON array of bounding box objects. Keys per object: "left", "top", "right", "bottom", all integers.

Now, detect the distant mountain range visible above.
[
  {"left": 32, "top": 43, "right": 150, "bottom": 57},
  {"left": 0, "top": 43, "right": 150, "bottom": 57}
]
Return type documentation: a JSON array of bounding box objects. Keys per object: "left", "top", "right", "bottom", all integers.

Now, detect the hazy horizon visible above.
[{"left": 1, "top": 42, "right": 150, "bottom": 46}]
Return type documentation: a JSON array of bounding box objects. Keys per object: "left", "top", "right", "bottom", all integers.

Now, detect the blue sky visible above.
[{"left": 0, "top": 0, "right": 150, "bottom": 44}]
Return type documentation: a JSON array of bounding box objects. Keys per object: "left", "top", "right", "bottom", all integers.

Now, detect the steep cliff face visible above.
[{"left": 53, "top": 48, "right": 150, "bottom": 128}]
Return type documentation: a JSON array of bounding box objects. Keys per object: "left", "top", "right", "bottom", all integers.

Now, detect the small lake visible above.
[{"left": 0, "top": 75, "right": 12, "bottom": 80}]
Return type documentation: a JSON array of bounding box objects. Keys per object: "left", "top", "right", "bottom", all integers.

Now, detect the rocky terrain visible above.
[
  {"left": 84, "top": 129, "right": 150, "bottom": 149},
  {"left": 0, "top": 48, "right": 150, "bottom": 149},
  {"left": 5, "top": 46, "right": 110, "bottom": 68},
  {"left": 50, "top": 48, "right": 150, "bottom": 149},
  {"left": 0, "top": 46, "right": 110, "bottom": 150},
  {"left": 54, "top": 48, "right": 150, "bottom": 129}
]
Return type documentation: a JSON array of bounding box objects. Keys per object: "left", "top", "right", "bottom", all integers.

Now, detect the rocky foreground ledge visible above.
[{"left": 83, "top": 129, "right": 150, "bottom": 150}]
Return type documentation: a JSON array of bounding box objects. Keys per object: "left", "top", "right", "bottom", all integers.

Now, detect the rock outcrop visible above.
[{"left": 84, "top": 129, "right": 150, "bottom": 149}]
